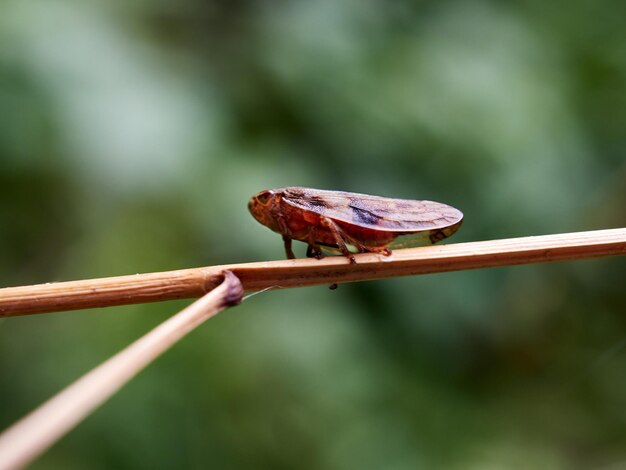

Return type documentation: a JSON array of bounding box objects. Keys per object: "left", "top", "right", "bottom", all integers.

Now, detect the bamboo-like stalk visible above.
[
  {"left": 1, "top": 228, "right": 625, "bottom": 317},
  {"left": 0, "top": 271, "right": 243, "bottom": 470}
]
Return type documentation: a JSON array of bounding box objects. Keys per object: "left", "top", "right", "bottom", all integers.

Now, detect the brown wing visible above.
[{"left": 280, "top": 187, "right": 463, "bottom": 233}]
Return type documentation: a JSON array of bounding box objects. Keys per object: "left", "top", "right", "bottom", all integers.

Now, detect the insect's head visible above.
[{"left": 248, "top": 189, "right": 280, "bottom": 229}]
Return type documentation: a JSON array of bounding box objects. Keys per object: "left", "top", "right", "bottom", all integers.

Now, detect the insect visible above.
[{"left": 248, "top": 187, "right": 463, "bottom": 263}]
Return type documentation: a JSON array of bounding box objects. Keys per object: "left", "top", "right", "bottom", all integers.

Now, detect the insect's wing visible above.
[{"left": 281, "top": 188, "right": 463, "bottom": 233}]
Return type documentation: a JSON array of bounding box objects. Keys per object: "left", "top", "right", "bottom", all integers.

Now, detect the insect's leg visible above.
[
  {"left": 306, "top": 244, "right": 324, "bottom": 259},
  {"left": 275, "top": 211, "right": 296, "bottom": 259},
  {"left": 429, "top": 229, "right": 447, "bottom": 244},
  {"left": 307, "top": 242, "right": 335, "bottom": 288},
  {"left": 282, "top": 235, "right": 296, "bottom": 259},
  {"left": 319, "top": 217, "right": 356, "bottom": 264},
  {"left": 349, "top": 239, "right": 392, "bottom": 257}
]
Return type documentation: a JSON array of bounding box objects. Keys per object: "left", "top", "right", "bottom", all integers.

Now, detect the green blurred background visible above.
[{"left": 1, "top": 0, "right": 625, "bottom": 468}]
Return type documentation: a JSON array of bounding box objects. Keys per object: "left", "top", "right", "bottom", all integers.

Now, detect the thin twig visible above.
[
  {"left": 1, "top": 228, "right": 625, "bottom": 317},
  {"left": 0, "top": 271, "right": 243, "bottom": 470}
]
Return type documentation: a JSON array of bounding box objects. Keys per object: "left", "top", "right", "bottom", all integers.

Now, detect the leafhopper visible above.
[{"left": 248, "top": 187, "right": 463, "bottom": 263}]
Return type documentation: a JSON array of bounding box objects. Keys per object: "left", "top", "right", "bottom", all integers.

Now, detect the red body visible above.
[{"left": 249, "top": 187, "right": 463, "bottom": 260}]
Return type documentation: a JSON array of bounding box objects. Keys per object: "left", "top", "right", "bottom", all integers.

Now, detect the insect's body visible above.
[{"left": 249, "top": 187, "right": 463, "bottom": 263}]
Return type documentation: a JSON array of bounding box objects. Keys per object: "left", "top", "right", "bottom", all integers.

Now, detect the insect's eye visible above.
[{"left": 256, "top": 191, "right": 271, "bottom": 205}]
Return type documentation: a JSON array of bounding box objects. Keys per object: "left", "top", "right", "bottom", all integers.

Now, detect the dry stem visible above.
[
  {"left": 1, "top": 228, "right": 625, "bottom": 317},
  {"left": 0, "top": 271, "right": 243, "bottom": 470}
]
